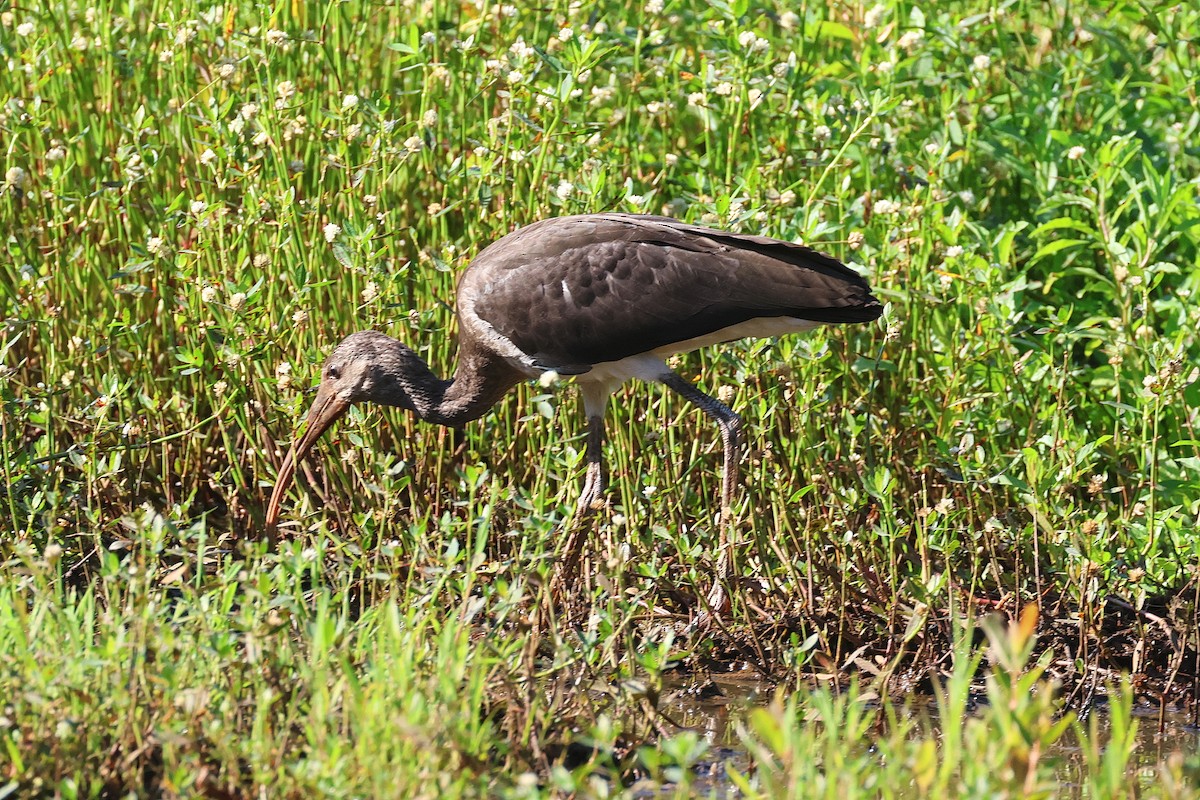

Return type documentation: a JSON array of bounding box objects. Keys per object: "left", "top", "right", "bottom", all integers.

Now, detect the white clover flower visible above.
[
  {"left": 175, "top": 26, "right": 196, "bottom": 46},
  {"left": 46, "top": 145, "right": 66, "bottom": 161},
  {"left": 229, "top": 292, "right": 247, "bottom": 311},
  {"left": 958, "top": 189, "right": 976, "bottom": 204},
  {"left": 509, "top": 148, "right": 525, "bottom": 163},
  {"left": 292, "top": 309, "right": 309, "bottom": 324},
  {"left": 265, "top": 29, "right": 287, "bottom": 45},
  {"left": 558, "top": 27, "right": 573, "bottom": 41},
  {"left": 780, "top": 11, "right": 800, "bottom": 30},
  {"left": 934, "top": 497, "right": 955, "bottom": 514},
  {"left": 199, "top": 148, "right": 217, "bottom": 166},
  {"left": 848, "top": 231, "right": 865, "bottom": 250},
  {"left": 686, "top": 91, "right": 706, "bottom": 108},
  {"left": 240, "top": 102, "right": 259, "bottom": 120},
  {"left": 190, "top": 200, "right": 207, "bottom": 215},
  {"left": 403, "top": 135, "right": 424, "bottom": 153},
  {"left": 252, "top": 130, "right": 269, "bottom": 147},
  {"left": 627, "top": 194, "right": 645, "bottom": 207},
  {"left": 506, "top": 70, "right": 524, "bottom": 83},
  {"left": 973, "top": 54, "right": 991, "bottom": 71},
  {"left": 873, "top": 198, "right": 900, "bottom": 214},
  {"left": 876, "top": 60, "right": 895, "bottom": 74},
  {"left": 737, "top": 31, "right": 757, "bottom": 48},
  {"left": 422, "top": 109, "right": 438, "bottom": 128},
  {"left": 714, "top": 82, "right": 733, "bottom": 96},
  {"left": 253, "top": 254, "right": 270, "bottom": 268},
  {"left": 213, "top": 379, "right": 228, "bottom": 395},
  {"left": 777, "top": 189, "right": 797, "bottom": 206},
  {"left": 16, "top": 21, "right": 34, "bottom": 36},
  {"left": 555, "top": 180, "right": 573, "bottom": 200},
  {"left": 420, "top": 31, "right": 436, "bottom": 47},
  {"left": 361, "top": 281, "right": 379, "bottom": 303},
  {"left": 646, "top": 0, "right": 663, "bottom": 13},
  {"left": 1067, "top": 145, "right": 1086, "bottom": 160},
  {"left": 146, "top": 236, "right": 168, "bottom": 256},
  {"left": 323, "top": 223, "right": 341, "bottom": 242},
  {"left": 813, "top": 124, "right": 832, "bottom": 141},
  {"left": 71, "top": 34, "right": 89, "bottom": 51},
  {"left": 217, "top": 62, "right": 236, "bottom": 80},
  {"left": 363, "top": 194, "right": 378, "bottom": 207},
  {"left": 201, "top": 285, "right": 219, "bottom": 303},
  {"left": 276, "top": 362, "right": 292, "bottom": 389},
  {"left": 945, "top": 245, "right": 964, "bottom": 258},
  {"left": 5, "top": 167, "right": 28, "bottom": 189},
  {"left": 864, "top": 4, "right": 887, "bottom": 28},
  {"left": 276, "top": 80, "right": 296, "bottom": 101},
  {"left": 342, "top": 93, "right": 359, "bottom": 110},
  {"left": 664, "top": 153, "right": 679, "bottom": 167},
  {"left": 897, "top": 30, "right": 923, "bottom": 50}
]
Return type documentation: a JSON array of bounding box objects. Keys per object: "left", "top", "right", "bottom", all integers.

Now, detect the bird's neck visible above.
[{"left": 392, "top": 346, "right": 519, "bottom": 428}]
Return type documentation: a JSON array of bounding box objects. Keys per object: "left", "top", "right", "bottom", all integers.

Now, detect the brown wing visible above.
[{"left": 460, "top": 214, "right": 882, "bottom": 370}]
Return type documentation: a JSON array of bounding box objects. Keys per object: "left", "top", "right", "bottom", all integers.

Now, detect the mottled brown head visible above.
[{"left": 264, "top": 331, "right": 430, "bottom": 536}]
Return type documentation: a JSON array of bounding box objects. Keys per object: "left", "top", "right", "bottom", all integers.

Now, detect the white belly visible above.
[{"left": 580, "top": 316, "right": 823, "bottom": 386}]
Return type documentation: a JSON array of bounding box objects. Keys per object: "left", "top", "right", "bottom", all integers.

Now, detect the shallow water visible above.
[{"left": 639, "top": 675, "right": 1200, "bottom": 797}]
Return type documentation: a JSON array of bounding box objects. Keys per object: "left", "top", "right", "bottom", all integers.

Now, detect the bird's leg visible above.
[
  {"left": 660, "top": 373, "right": 743, "bottom": 617},
  {"left": 560, "top": 413, "right": 606, "bottom": 584},
  {"left": 555, "top": 384, "right": 612, "bottom": 599}
]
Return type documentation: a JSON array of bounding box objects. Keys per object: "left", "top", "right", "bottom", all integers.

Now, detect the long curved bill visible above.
[{"left": 265, "top": 383, "right": 351, "bottom": 537}]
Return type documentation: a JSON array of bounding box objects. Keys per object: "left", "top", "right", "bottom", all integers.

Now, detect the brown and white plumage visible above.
[{"left": 265, "top": 214, "right": 883, "bottom": 592}]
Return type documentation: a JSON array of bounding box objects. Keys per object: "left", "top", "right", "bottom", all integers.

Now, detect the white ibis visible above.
[{"left": 265, "top": 213, "right": 882, "bottom": 603}]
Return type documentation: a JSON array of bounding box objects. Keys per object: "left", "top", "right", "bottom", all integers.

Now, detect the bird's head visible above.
[{"left": 265, "top": 330, "right": 433, "bottom": 535}]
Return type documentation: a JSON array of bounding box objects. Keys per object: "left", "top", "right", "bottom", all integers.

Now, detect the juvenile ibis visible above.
[{"left": 265, "top": 213, "right": 882, "bottom": 601}]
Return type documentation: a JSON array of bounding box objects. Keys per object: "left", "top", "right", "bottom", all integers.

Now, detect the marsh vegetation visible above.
[{"left": 2, "top": 0, "right": 1199, "bottom": 796}]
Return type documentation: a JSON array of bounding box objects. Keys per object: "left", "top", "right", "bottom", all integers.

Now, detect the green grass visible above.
[{"left": 2, "top": 0, "right": 1199, "bottom": 796}]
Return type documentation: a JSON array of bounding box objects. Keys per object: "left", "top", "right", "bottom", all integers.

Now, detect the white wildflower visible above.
[
  {"left": 216, "top": 62, "right": 236, "bottom": 80},
  {"left": 240, "top": 102, "right": 259, "bottom": 120},
  {"left": 361, "top": 281, "right": 379, "bottom": 303},
  {"left": 16, "top": 21, "right": 34, "bottom": 36},
  {"left": 190, "top": 200, "right": 207, "bottom": 215},
  {"left": 945, "top": 245, "right": 964, "bottom": 258},
  {"left": 403, "top": 135, "right": 424, "bottom": 153},
  {"left": 813, "top": 124, "right": 832, "bottom": 141},
  {"left": 323, "top": 223, "right": 341, "bottom": 242},
  {"left": 873, "top": 198, "right": 900, "bottom": 214},
  {"left": 973, "top": 54, "right": 991, "bottom": 71},
  {"left": 777, "top": 189, "right": 797, "bottom": 205},
  {"left": 276, "top": 80, "right": 296, "bottom": 101},
  {"left": 199, "top": 148, "right": 217, "bottom": 166},
  {"left": 897, "top": 30, "right": 923, "bottom": 50},
  {"left": 229, "top": 292, "right": 247, "bottom": 311},
  {"left": 558, "top": 27, "right": 573, "bottom": 41},
  {"left": 864, "top": 4, "right": 887, "bottom": 28},
  {"left": 146, "top": 236, "right": 168, "bottom": 256},
  {"left": 1068, "top": 145, "right": 1086, "bottom": 160},
  {"left": 292, "top": 309, "right": 309, "bottom": 324},
  {"left": 5, "top": 167, "right": 28, "bottom": 189},
  {"left": 422, "top": 109, "right": 438, "bottom": 128},
  {"left": 200, "top": 285, "right": 218, "bottom": 303},
  {"left": 555, "top": 180, "right": 573, "bottom": 200},
  {"left": 780, "top": 11, "right": 800, "bottom": 30},
  {"left": 342, "top": 93, "right": 359, "bottom": 110},
  {"left": 265, "top": 29, "right": 287, "bottom": 45},
  {"left": 714, "top": 81, "right": 733, "bottom": 96}
]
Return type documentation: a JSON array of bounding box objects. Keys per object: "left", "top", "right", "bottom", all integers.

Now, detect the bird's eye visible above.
[{"left": 327, "top": 366, "right": 341, "bottom": 380}]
